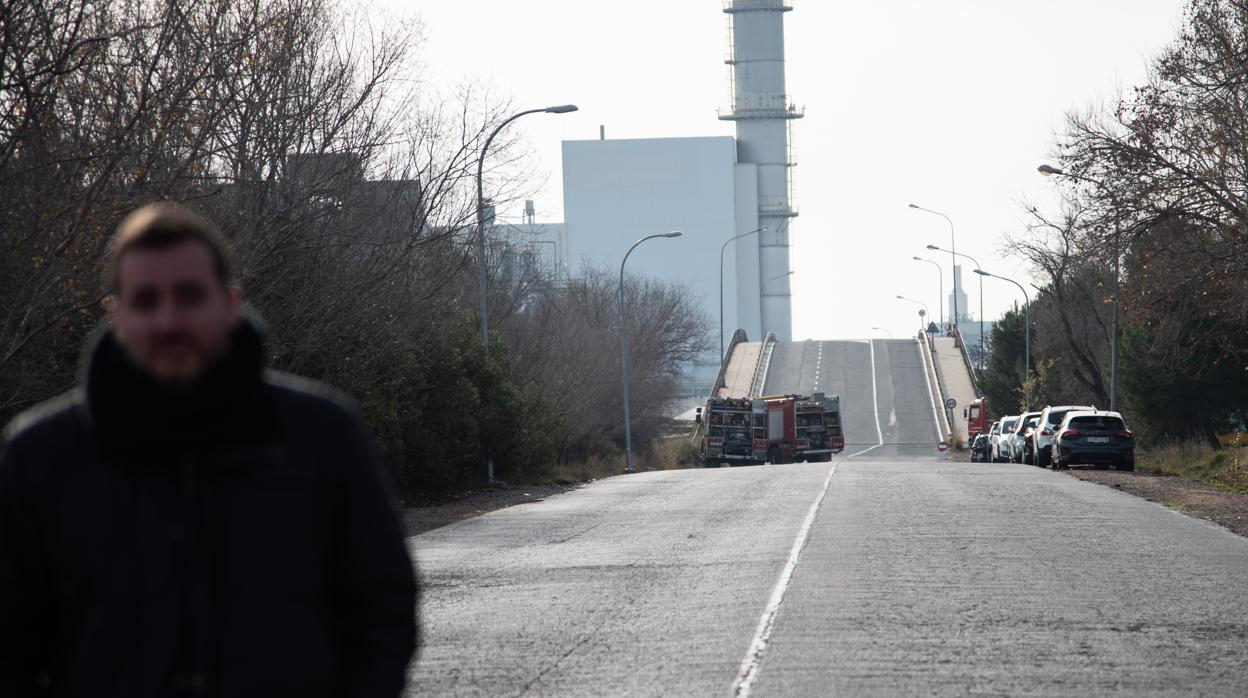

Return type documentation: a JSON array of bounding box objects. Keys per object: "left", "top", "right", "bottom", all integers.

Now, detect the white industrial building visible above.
[
  {"left": 562, "top": 135, "right": 760, "bottom": 351},
  {"left": 554, "top": 0, "right": 801, "bottom": 392}
]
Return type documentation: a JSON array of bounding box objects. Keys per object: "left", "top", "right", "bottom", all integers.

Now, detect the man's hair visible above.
[{"left": 106, "top": 202, "right": 231, "bottom": 292}]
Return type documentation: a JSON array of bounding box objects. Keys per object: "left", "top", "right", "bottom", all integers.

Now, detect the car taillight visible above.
[
  {"left": 1040, "top": 428, "right": 1053, "bottom": 436},
  {"left": 1061, "top": 429, "right": 1081, "bottom": 439},
  {"left": 1114, "top": 430, "right": 1133, "bottom": 440}
]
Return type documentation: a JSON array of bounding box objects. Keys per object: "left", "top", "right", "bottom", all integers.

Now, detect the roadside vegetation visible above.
[
  {"left": 1138, "top": 441, "right": 1248, "bottom": 494},
  {"left": 978, "top": 0, "right": 1248, "bottom": 457},
  {"left": 0, "top": 0, "right": 709, "bottom": 497}
]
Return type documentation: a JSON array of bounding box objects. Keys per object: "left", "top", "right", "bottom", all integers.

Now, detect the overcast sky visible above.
[{"left": 382, "top": 0, "right": 1187, "bottom": 340}]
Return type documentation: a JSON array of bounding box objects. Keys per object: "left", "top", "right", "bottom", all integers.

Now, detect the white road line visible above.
[
  {"left": 732, "top": 462, "right": 838, "bottom": 697},
  {"left": 848, "top": 339, "right": 885, "bottom": 458},
  {"left": 916, "top": 337, "right": 943, "bottom": 442}
]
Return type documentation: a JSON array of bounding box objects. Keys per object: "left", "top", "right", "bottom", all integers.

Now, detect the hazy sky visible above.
[{"left": 382, "top": 0, "right": 1187, "bottom": 340}]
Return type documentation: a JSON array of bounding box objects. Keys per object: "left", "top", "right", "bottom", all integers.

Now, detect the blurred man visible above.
[{"left": 0, "top": 203, "right": 417, "bottom": 697}]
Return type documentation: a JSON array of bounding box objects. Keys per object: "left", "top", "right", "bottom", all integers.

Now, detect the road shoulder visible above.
[
  {"left": 403, "top": 483, "right": 584, "bottom": 536},
  {"left": 1068, "top": 469, "right": 1248, "bottom": 538}
]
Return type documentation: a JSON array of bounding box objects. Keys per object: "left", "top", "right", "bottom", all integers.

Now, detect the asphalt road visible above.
[
  {"left": 762, "top": 338, "right": 941, "bottom": 458},
  {"left": 409, "top": 462, "right": 1248, "bottom": 696},
  {"left": 407, "top": 338, "right": 1248, "bottom": 695}
]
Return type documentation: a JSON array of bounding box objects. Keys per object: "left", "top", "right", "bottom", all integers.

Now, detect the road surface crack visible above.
[{"left": 513, "top": 633, "right": 594, "bottom": 697}]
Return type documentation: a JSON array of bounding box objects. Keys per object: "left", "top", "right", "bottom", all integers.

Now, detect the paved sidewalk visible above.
[{"left": 932, "top": 336, "right": 977, "bottom": 444}]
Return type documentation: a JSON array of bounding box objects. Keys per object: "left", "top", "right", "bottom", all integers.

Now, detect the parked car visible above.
[
  {"left": 1034, "top": 405, "right": 1096, "bottom": 467},
  {"left": 993, "top": 416, "right": 1018, "bottom": 462},
  {"left": 1009, "top": 411, "right": 1043, "bottom": 464},
  {"left": 970, "top": 434, "right": 990, "bottom": 462},
  {"left": 1023, "top": 412, "right": 1046, "bottom": 464},
  {"left": 1051, "top": 410, "right": 1135, "bottom": 470}
]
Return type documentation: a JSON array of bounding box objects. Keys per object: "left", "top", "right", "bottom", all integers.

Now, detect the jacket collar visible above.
[{"left": 83, "top": 315, "right": 272, "bottom": 459}]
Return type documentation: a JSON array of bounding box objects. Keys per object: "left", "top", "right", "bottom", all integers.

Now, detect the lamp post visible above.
[
  {"left": 974, "top": 268, "right": 1030, "bottom": 382},
  {"left": 911, "top": 256, "right": 944, "bottom": 326},
  {"left": 719, "top": 225, "right": 766, "bottom": 361},
  {"left": 476, "top": 104, "right": 578, "bottom": 351},
  {"left": 927, "top": 244, "right": 985, "bottom": 369},
  {"left": 871, "top": 326, "right": 894, "bottom": 339},
  {"left": 909, "top": 203, "right": 959, "bottom": 339},
  {"left": 1038, "top": 163, "right": 1119, "bottom": 411},
  {"left": 896, "top": 295, "right": 930, "bottom": 332},
  {"left": 620, "top": 231, "right": 683, "bottom": 473}
]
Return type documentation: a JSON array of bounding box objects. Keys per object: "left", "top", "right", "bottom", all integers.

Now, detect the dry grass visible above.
[
  {"left": 546, "top": 436, "right": 701, "bottom": 483},
  {"left": 1139, "top": 439, "right": 1248, "bottom": 493},
  {"left": 646, "top": 436, "right": 702, "bottom": 470},
  {"left": 549, "top": 457, "right": 619, "bottom": 484}
]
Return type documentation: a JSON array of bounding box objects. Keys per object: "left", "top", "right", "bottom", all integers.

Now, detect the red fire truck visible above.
[
  {"left": 700, "top": 393, "right": 844, "bottom": 467},
  {"left": 964, "top": 397, "right": 989, "bottom": 438}
]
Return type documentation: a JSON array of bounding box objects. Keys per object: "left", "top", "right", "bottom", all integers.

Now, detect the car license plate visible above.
[{"left": 1088, "top": 436, "right": 1109, "bottom": 443}]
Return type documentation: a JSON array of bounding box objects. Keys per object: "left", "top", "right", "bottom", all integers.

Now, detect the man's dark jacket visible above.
[{"left": 0, "top": 320, "right": 417, "bottom": 697}]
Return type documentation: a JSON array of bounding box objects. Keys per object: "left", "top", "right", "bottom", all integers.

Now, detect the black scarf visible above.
[{"left": 84, "top": 317, "right": 273, "bottom": 461}]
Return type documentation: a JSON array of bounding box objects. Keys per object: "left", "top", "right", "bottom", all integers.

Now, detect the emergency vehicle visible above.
[
  {"left": 964, "top": 397, "right": 989, "bottom": 438},
  {"left": 700, "top": 393, "right": 844, "bottom": 467}
]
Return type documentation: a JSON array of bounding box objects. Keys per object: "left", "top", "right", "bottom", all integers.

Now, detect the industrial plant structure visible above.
[
  {"left": 720, "top": 0, "right": 801, "bottom": 342},
  {"left": 536, "top": 0, "right": 803, "bottom": 390}
]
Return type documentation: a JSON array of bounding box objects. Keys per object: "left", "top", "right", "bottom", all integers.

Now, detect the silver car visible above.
[
  {"left": 993, "top": 416, "right": 1018, "bottom": 462},
  {"left": 1009, "top": 411, "right": 1043, "bottom": 463}
]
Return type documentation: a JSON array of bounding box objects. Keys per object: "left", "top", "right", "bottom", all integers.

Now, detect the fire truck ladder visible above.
[{"left": 749, "top": 332, "right": 777, "bottom": 398}]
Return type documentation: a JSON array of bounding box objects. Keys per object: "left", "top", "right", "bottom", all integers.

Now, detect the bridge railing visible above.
[
  {"left": 919, "top": 331, "right": 952, "bottom": 441},
  {"left": 749, "top": 332, "right": 777, "bottom": 398},
  {"left": 955, "top": 328, "right": 982, "bottom": 398},
  {"left": 709, "top": 328, "right": 750, "bottom": 398}
]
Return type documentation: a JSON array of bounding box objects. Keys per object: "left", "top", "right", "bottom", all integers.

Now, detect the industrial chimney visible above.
[{"left": 721, "top": 0, "right": 801, "bottom": 342}]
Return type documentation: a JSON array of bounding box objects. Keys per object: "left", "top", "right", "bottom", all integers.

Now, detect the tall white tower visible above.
[{"left": 721, "top": 0, "right": 801, "bottom": 341}]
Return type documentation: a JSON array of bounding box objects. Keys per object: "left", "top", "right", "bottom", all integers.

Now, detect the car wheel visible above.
[
  {"left": 1116, "top": 460, "right": 1135, "bottom": 471},
  {"left": 1037, "top": 449, "right": 1050, "bottom": 468}
]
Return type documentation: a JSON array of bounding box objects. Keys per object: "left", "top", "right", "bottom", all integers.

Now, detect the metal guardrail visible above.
[
  {"left": 956, "top": 329, "right": 982, "bottom": 398},
  {"left": 750, "top": 332, "right": 777, "bottom": 398}
]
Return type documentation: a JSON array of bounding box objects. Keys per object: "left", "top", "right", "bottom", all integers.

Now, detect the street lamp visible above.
[
  {"left": 1038, "top": 163, "right": 1120, "bottom": 411},
  {"left": 974, "top": 268, "right": 1030, "bottom": 382},
  {"left": 927, "top": 244, "right": 985, "bottom": 369},
  {"left": 476, "top": 104, "right": 578, "bottom": 351},
  {"left": 719, "top": 225, "right": 766, "bottom": 361},
  {"left": 620, "top": 231, "right": 683, "bottom": 473},
  {"left": 909, "top": 203, "right": 959, "bottom": 339},
  {"left": 911, "top": 256, "right": 944, "bottom": 326},
  {"left": 896, "top": 295, "right": 930, "bottom": 332},
  {"left": 871, "top": 326, "right": 894, "bottom": 339}
]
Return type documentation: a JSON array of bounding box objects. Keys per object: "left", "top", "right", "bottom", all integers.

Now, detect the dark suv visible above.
[{"left": 1052, "top": 411, "right": 1135, "bottom": 470}]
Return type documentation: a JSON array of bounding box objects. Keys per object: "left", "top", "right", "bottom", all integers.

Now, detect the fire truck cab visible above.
[{"left": 964, "top": 397, "right": 989, "bottom": 438}]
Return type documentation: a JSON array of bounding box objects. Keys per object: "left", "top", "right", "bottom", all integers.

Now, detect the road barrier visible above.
[{"left": 918, "top": 333, "right": 952, "bottom": 441}]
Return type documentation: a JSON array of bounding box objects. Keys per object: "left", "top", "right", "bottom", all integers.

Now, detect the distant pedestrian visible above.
[{"left": 0, "top": 202, "right": 417, "bottom": 697}]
